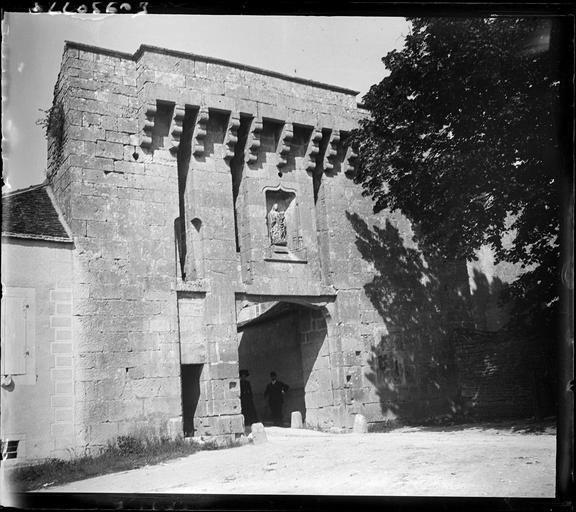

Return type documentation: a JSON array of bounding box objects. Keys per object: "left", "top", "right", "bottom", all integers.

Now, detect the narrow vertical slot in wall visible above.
[
  {"left": 190, "top": 218, "right": 204, "bottom": 280},
  {"left": 176, "top": 106, "right": 198, "bottom": 281},
  {"left": 314, "top": 129, "right": 333, "bottom": 284},
  {"left": 314, "top": 129, "right": 331, "bottom": 204},
  {"left": 230, "top": 115, "right": 251, "bottom": 253}
]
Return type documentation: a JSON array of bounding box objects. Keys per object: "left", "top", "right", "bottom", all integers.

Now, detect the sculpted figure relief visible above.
[{"left": 267, "top": 203, "right": 287, "bottom": 246}]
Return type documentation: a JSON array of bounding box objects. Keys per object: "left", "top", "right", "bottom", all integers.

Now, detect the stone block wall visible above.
[
  {"left": 297, "top": 307, "right": 338, "bottom": 428},
  {"left": 454, "top": 330, "right": 553, "bottom": 419},
  {"left": 46, "top": 40, "right": 478, "bottom": 450},
  {"left": 49, "top": 44, "right": 183, "bottom": 448},
  {"left": 49, "top": 286, "right": 75, "bottom": 456}
]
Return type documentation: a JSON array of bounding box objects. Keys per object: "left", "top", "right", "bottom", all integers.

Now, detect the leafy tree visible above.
[{"left": 352, "top": 17, "right": 567, "bottom": 334}]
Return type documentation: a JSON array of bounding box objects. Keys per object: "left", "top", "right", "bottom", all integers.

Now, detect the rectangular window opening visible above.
[
  {"left": 1, "top": 440, "right": 19, "bottom": 460},
  {"left": 181, "top": 364, "right": 204, "bottom": 437}
]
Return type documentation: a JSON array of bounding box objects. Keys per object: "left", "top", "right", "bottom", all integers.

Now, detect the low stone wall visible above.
[{"left": 454, "top": 330, "right": 554, "bottom": 419}]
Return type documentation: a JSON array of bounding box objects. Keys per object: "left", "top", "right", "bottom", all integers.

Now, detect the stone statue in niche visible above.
[{"left": 267, "top": 203, "right": 287, "bottom": 246}]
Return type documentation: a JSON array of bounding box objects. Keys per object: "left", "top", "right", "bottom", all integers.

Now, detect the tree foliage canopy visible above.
[{"left": 352, "top": 17, "right": 566, "bottom": 331}]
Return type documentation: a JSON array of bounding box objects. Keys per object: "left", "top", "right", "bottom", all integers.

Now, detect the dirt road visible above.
[{"left": 44, "top": 425, "right": 555, "bottom": 497}]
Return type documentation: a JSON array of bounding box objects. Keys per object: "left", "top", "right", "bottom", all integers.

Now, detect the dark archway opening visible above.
[{"left": 237, "top": 301, "right": 328, "bottom": 427}]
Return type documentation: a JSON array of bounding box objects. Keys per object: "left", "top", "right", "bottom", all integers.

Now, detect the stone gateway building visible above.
[{"left": 1, "top": 42, "right": 550, "bottom": 463}]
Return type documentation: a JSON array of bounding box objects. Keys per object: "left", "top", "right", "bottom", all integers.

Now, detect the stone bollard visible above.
[
  {"left": 291, "top": 411, "right": 303, "bottom": 429},
  {"left": 251, "top": 422, "right": 268, "bottom": 444},
  {"left": 353, "top": 414, "right": 368, "bottom": 433},
  {"left": 167, "top": 417, "right": 183, "bottom": 440}
]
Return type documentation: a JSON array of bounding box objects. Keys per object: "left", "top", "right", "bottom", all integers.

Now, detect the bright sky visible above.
[{"left": 1, "top": 14, "right": 410, "bottom": 191}]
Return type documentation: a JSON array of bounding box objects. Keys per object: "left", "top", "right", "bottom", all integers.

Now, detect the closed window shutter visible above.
[{"left": 1, "top": 295, "right": 29, "bottom": 375}]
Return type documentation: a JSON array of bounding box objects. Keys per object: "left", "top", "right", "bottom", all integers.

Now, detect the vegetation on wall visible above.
[
  {"left": 37, "top": 102, "right": 65, "bottom": 140},
  {"left": 36, "top": 101, "right": 66, "bottom": 171}
]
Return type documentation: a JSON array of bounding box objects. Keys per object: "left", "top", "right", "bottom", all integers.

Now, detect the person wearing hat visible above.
[
  {"left": 264, "top": 371, "right": 290, "bottom": 426},
  {"left": 239, "top": 369, "right": 258, "bottom": 427}
]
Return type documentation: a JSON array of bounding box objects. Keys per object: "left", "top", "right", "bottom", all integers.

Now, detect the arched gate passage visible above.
[{"left": 235, "top": 295, "right": 340, "bottom": 428}]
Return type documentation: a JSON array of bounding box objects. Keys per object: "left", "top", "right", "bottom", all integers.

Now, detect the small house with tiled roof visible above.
[{"left": 1, "top": 182, "right": 75, "bottom": 462}]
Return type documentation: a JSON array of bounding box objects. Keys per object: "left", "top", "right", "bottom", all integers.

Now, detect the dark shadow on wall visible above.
[
  {"left": 203, "top": 111, "right": 228, "bottom": 158},
  {"left": 175, "top": 106, "right": 196, "bottom": 281},
  {"left": 468, "top": 269, "right": 510, "bottom": 332},
  {"left": 346, "top": 211, "right": 467, "bottom": 423},
  {"left": 460, "top": 269, "right": 557, "bottom": 420},
  {"left": 346, "top": 211, "right": 556, "bottom": 424}
]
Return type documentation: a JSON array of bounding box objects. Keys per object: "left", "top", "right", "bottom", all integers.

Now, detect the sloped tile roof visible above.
[{"left": 2, "top": 183, "right": 72, "bottom": 242}]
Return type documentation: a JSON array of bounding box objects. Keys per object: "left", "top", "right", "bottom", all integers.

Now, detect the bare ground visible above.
[{"left": 41, "top": 422, "right": 556, "bottom": 497}]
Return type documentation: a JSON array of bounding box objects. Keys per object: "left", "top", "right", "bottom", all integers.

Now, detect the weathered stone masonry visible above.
[{"left": 45, "top": 41, "right": 470, "bottom": 450}]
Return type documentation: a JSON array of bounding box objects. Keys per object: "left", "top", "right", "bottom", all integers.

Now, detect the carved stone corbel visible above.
[
  {"left": 304, "top": 127, "right": 322, "bottom": 172},
  {"left": 224, "top": 112, "right": 240, "bottom": 163},
  {"left": 277, "top": 122, "right": 293, "bottom": 170},
  {"left": 192, "top": 106, "right": 209, "bottom": 157},
  {"left": 343, "top": 144, "right": 358, "bottom": 177},
  {"left": 169, "top": 105, "right": 186, "bottom": 155},
  {"left": 140, "top": 102, "right": 157, "bottom": 149},
  {"left": 323, "top": 129, "right": 340, "bottom": 172},
  {"left": 245, "top": 117, "right": 263, "bottom": 165}
]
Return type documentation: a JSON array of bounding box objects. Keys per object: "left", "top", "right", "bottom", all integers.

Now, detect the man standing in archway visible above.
[
  {"left": 239, "top": 369, "right": 258, "bottom": 428},
  {"left": 264, "top": 371, "right": 289, "bottom": 426}
]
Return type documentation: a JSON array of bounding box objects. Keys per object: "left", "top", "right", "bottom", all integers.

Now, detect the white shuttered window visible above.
[{"left": 1, "top": 288, "right": 35, "bottom": 376}]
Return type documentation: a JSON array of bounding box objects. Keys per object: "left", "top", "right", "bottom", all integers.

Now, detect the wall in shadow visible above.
[
  {"left": 347, "top": 211, "right": 468, "bottom": 423},
  {"left": 468, "top": 269, "right": 511, "bottom": 332},
  {"left": 347, "top": 211, "right": 556, "bottom": 424},
  {"left": 457, "top": 269, "right": 557, "bottom": 420},
  {"left": 175, "top": 106, "right": 196, "bottom": 280}
]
